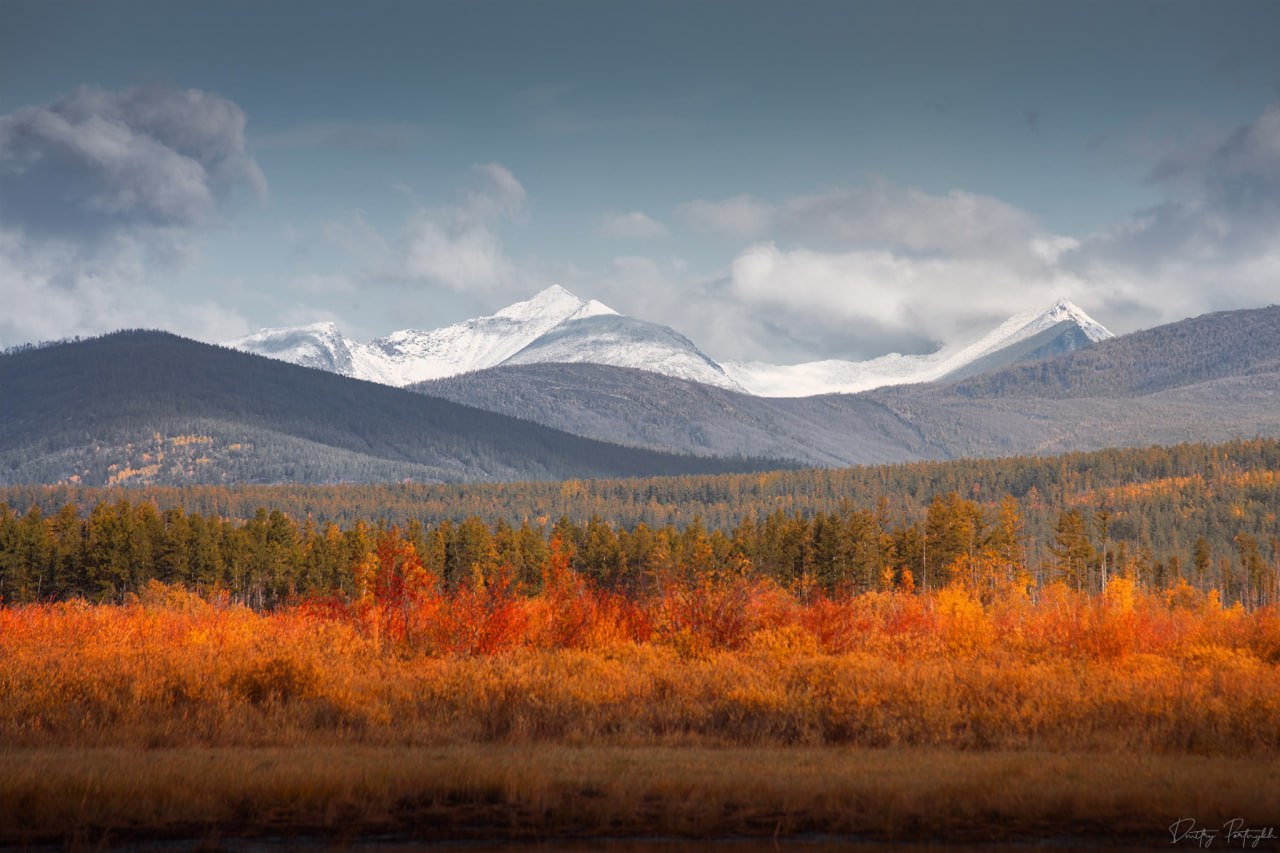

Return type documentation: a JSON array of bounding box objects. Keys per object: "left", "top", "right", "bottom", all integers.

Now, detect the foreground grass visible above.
[
  {"left": 3, "top": 745, "right": 1277, "bottom": 846},
  {"left": 4, "top": 584, "right": 1280, "bottom": 845}
]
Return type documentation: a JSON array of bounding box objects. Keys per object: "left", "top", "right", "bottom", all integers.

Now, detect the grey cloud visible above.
[
  {"left": 1032, "top": 107, "right": 1280, "bottom": 345},
  {"left": 0, "top": 84, "right": 265, "bottom": 241},
  {"left": 1205, "top": 101, "right": 1280, "bottom": 207},
  {"left": 1065, "top": 99, "right": 1280, "bottom": 327},
  {"left": 0, "top": 84, "right": 263, "bottom": 348},
  {"left": 781, "top": 181, "right": 1042, "bottom": 259},
  {"left": 1144, "top": 102, "right": 1280, "bottom": 200}
]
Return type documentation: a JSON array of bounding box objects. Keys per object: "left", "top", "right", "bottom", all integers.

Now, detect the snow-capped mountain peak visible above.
[
  {"left": 494, "top": 284, "right": 617, "bottom": 323},
  {"left": 720, "top": 299, "right": 1113, "bottom": 397},
  {"left": 505, "top": 314, "right": 746, "bottom": 392},
  {"left": 1046, "top": 297, "right": 1112, "bottom": 342},
  {"left": 227, "top": 285, "right": 624, "bottom": 386},
  {"left": 228, "top": 289, "right": 1112, "bottom": 398},
  {"left": 932, "top": 297, "right": 1113, "bottom": 370},
  {"left": 225, "top": 320, "right": 357, "bottom": 375}
]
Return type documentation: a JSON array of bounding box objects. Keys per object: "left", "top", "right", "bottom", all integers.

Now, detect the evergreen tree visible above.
[{"left": 1050, "top": 509, "right": 1094, "bottom": 591}]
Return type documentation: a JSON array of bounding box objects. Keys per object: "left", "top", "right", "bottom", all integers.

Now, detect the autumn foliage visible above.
[{"left": 2, "top": 525, "right": 1278, "bottom": 756}]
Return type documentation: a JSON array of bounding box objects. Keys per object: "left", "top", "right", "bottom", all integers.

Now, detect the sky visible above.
[{"left": 2, "top": 0, "right": 1280, "bottom": 363}]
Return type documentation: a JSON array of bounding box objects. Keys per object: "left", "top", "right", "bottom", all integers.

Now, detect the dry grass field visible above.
[
  {"left": 3, "top": 745, "right": 1277, "bottom": 846},
  {"left": 2, "top": 576, "right": 1278, "bottom": 846}
]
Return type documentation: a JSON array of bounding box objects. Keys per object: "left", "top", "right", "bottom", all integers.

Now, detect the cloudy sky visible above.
[{"left": 3, "top": 0, "right": 1280, "bottom": 362}]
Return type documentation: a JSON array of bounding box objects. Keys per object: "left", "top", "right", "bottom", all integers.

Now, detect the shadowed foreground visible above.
[{"left": 3, "top": 745, "right": 1277, "bottom": 847}]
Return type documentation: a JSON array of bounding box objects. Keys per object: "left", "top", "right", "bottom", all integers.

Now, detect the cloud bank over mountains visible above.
[
  {"left": 619, "top": 100, "right": 1280, "bottom": 361},
  {"left": 2, "top": 82, "right": 1279, "bottom": 363},
  {"left": 0, "top": 84, "right": 265, "bottom": 346}
]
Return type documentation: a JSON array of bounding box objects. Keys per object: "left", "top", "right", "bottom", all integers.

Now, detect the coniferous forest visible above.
[
  {"left": 4, "top": 438, "right": 1280, "bottom": 846},
  {"left": 2, "top": 437, "right": 1277, "bottom": 607}
]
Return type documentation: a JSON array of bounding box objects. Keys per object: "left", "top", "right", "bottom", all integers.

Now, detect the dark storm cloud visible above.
[
  {"left": 0, "top": 84, "right": 265, "bottom": 241},
  {"left": 1056, "top": 100, "right": 1280, "bottom": 325},
  {"left": 1080, "top": 100, "right": 1280, "bottom": 264}
]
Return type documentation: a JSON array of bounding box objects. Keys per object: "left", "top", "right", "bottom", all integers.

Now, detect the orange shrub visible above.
[{"left": 3, "top": 572, "right": 1280, "bottom": 754}]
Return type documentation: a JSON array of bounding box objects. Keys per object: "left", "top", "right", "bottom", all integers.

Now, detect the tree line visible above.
[
  {"left": 2, "top": 482, "right": 1276, "bottom": 608},
  {"left": 3, "top": 437, "right": 1278, "bottom": 580}
]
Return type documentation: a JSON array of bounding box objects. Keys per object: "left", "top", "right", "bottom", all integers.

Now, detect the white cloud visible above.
[
  {"left": 404, "top": 218, "right": 515, "bottom": 292},
  {"left": 664, "top": 180, "right": 1081, "bottom": 360},
  {"left": 723, "top": 242, "right": 1081, "bottom": 355},
  {"left": 597, "top": 211, "right": 668, "bottom": 239},
  {"left": 462, "top": 162, "right": 527, "bottom": 222},
  {"left": 0, "top": 229, "right": 249, "bottom": 346},
  {"left": 399, "top": 162, "right": 528, "bottom": 294},
  {"left": 174, "top": 300, "right": 252, "bottom": 343},
  {"left": 678, "top": 195, "right": 776, "bottom": 239}
]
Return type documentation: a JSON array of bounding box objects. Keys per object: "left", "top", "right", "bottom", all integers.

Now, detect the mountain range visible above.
[
  {"left": 227, "top": 285, "right": 1114, "bottom": 397},
  {"left": 415, "top": 305, "right": 1280, "bottom": 467},
  {"left": 3, "top": 290, "right": 1279, "bottom": 487}
]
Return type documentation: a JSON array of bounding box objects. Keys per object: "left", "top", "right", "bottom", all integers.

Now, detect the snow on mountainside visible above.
[
  {"left": 505, "top": 314, "right": 746, "bottom": 392},
  {"left": 226, "top": 285, "right": 615, "bottom": 386},
  {"left": 721, "top": 299, "right": 1113, "bottom": 397},
  {"left": 222, "top": 321, "right": 402, "bottom": 383},
  {"left": 227, "top": 288, "right": 1111, "bottom": 398},
  {"left": 359, "top": 285, "right": 615, "bottom": 385}
]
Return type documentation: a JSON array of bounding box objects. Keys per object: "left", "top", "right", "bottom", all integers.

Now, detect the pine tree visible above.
[{"left": 1050, "top": 509, "right": 1094, "bottom": 591}]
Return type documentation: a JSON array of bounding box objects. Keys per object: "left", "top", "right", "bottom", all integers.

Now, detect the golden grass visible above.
[
  {"left": 3, "top": 745, "right": 1277, "bottom": 846},
  {"left": 3, "top": 581, "right": 1280, "bottom": 844}
]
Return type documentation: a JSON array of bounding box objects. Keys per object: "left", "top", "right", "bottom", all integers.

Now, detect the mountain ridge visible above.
[
  {"left": 720, "top": 297, "right": 1113, "bottom": 396},
  {"left": 0, "top": 330, "right": 791, "bottom": 486},
  {"left": 3, "top": 305, "right": 1278, "bottom": 486},
  {"left": 227, "top": 286, "right": 1112, "bottom": 397},
  {"left": 415, "top": 305, "right": 1280, "bottom": 467}
]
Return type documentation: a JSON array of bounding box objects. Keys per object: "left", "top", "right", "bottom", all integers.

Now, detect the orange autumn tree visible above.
[{"left": 353, "top": 525, "right": 440, "bottom": 652}]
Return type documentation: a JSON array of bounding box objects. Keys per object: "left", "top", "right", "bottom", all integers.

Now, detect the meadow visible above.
[{"left": 3, "top": 560, "right": 1279, "bottom": 846}]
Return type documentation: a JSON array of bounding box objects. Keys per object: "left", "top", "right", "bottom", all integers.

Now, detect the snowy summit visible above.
[
  {"left": 721, "top": 298, "right": 1113, "bottom": 397},
  {"left": 227, "top": 288, "right": 1112, "bottom": 397}
]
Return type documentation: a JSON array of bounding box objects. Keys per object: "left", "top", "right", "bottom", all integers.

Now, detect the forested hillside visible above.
[
  {"left": 0, "top": 331, "right": 786, "bottom": 484},
  {"left": 941, "top": 304, "right": 1280, "bottom": 399},
  {"left": 417, "top": 362, "right": 926, "bottom": 466}
]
